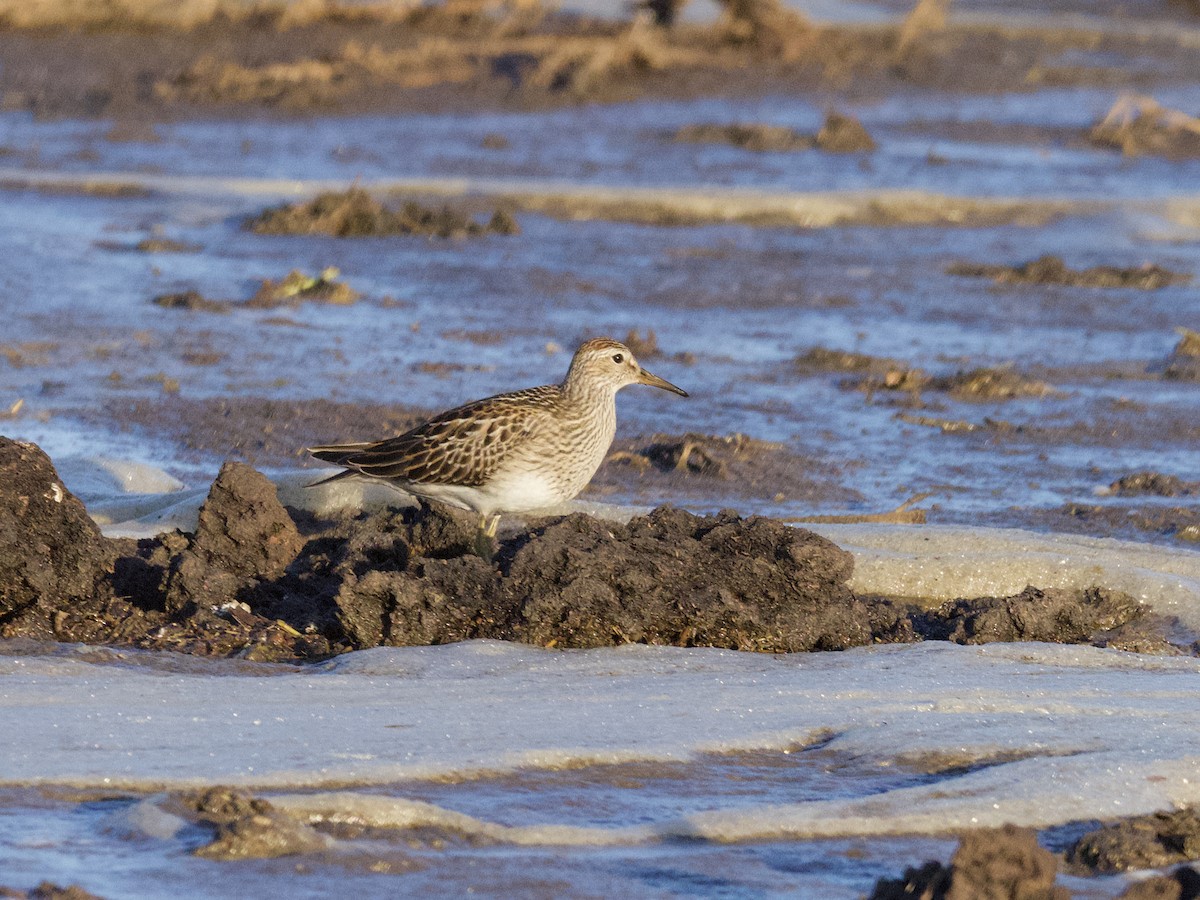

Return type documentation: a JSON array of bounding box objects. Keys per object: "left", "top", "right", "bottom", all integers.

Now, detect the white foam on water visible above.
[{"left": 5, "top": 640, "right": 1200, "bottom": 844}]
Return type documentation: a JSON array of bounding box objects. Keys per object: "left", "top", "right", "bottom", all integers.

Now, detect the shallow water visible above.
[{"left": 1, "top": 85, "right": 1200, "bottom": 529}]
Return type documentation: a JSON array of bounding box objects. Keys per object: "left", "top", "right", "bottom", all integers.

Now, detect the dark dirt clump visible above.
[
  {"left": 1109, "top": 472, "right": 1198, "bottom": 497},
  {"left": 1162, "top": 328, "right": 1200, "bottom": 382},
  {"left": 1041, "top": 502, "right": 1200, "bottom": 546},
  {"left": 0, "top": 883, "right": 106, "bottom": 899},
  {"left": 1067, "top": 807, "right": 1200, "bottom": 874},
  {"left": 153, "top": 269, "right": 359, "bottom": 314},
  {"left": 1, "top": 440, "right": 1192, "bottom": 662},
  {"left": 1089, "top": 95, "right": 1200, "bottom": 159},
  {"left": 163, "top": 461, "right": 306, "bottom": 617},
  {"left": 136, "top": 237, "right": 201, "bottom": 253},
  {"left": 246, "top": 188, "right": 520, "bottom": 239},
  {"left": 795, "top": 347, "right": 1055, "bottom": 402},
  {"left": 673, "top": 110, "right": 873, "bottom": 153},
  {"left": 794, "top": 347, "right": 925, "bottom": 392},
  {"left": 151, "top": 290, "right": 231, "bottom": 313},
  {"left": 0, "top": 438, "right": 114, "bottom": 631},
  {"left": 1115, "top": 868, "right": 1200, "bottom": 900},
  {"left": 246, "top": 267, "right": 359, "bottom": 308},
  {"left": 947, "top": 255, "right": 1191, "bottom": 290},
  {"left": 870, "top": 823, "right": 1069, "bottom": 900},
  {"left": 173, "top": 788, "right": 328, "bottom": 860},
  {"left": 814, "top": 111, "right": 876, "bottom": 152},
  {"left": 918, "top": 586, "right": 1151, "bottom": 648},
  {"left": 505, "top": 506, "right": 865, "bottom": 651},
  {"left": 674, "top": 122, "right": 814, "bottom": 152},
  {"left": 926, "top": 367, "right": 1057, "bottom": 401}
]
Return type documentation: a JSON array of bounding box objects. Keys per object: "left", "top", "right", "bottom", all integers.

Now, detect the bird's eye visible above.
[{"left": 612, "top": 353, "right": 624, "bottom": 364}]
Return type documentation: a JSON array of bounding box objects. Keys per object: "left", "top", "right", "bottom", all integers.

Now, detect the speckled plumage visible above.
[{"left": 309, "top": 338, "right": 687, "bottom": 524}]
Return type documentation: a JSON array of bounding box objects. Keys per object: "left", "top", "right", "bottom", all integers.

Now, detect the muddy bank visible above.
[
  {"left": 1068, "top": 808, "right": 1200, "bottom": 875},
  {"left": 0, "top": 883, "right": 104, "bottom": 899},
  {"left": 153, "top": 266, "right": 361, "bottom": 313},
  {"left": 947, "top": 255, "right": 1192, "bottom": 290},
  {"left": 1033, "top": 503, "right": 1200, "bottom": 546},
  {"left": 795, "top": 346, "right": 1057, "bottom": 402},
  {"left": 3, "top": 2, "right": 1199, "bottom": 120},
  {"left": 246, "top": 189, "right": 519, "bottom": 239},
  {"left": 673, "top": 110, "right": 875, "bottom": 154},
  {"left": 1, "top": 437, "right": 1191, "bottom": 662},
  {"left": 1090, "top": 95, "right": 1200, "bottom": 160},
  {"left": 872, "top": 822, "right": 1200, "bottom": 899}
]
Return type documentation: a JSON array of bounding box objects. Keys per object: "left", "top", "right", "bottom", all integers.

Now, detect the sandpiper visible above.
[{"left": 308, "top": 337, "right": 688, "bottom": 540}]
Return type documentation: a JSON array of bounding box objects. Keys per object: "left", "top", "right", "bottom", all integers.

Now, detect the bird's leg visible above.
[{"left": 473, "top": 513, "right": 500, "bottom": 561}]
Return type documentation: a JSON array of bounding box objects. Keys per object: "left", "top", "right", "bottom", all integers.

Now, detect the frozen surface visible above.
[{"left": 3, "top": 640, "right": 1199, "bottom": 834}]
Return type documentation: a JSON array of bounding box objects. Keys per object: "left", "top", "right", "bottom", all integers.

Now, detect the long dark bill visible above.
[{"left": 637, "top": 368, "right": 688, "bottom": 397}]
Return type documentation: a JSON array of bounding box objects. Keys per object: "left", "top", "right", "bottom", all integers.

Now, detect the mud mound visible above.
[
  {"left": 674, "top": 110, "right": 873, "bottom": 153},
  {"left": 324, "top": 504, "right": 865, "bottom": 653},
  {"left": 0, "top": 441, "right": 1189, "bottom": 661},
  {"left": 1068, "top": 808, "right": 1200, "bottom": 874},
  {"left": 247, "top": 267, "right": 359, "bottom": 308},
  {"left": 0, "top": 437, "right": 112, "bottom": 628},
  {"left": 920, "top": 586, "right": 1146, "bottom": 647},
  {"left": 164, "top": 461, "right": 305, "bottom": 616},
  {"left": 1116, "top": 868, "right": 1200, "bottom": 900},
  {"left": 151, "top": 290, "right": 231, "bottom": 313},
  {"left": 246, "top": 188, "right": 519, "bottom": 239},
  {"left": 506, "top": 506, "right": 864, "bottom": 651},
  {"left": 674, "top": 122, "right": 813, "bottom": 152},
  {"left": 815, "top": 111, "right": 876, "bottom": 152},
  {"left": 1163, "top": 328, "right": 1200, "bottom": 382},
  {"left": 794, "top": 347, "right": 926, "bottom": 393},
  {"left": 796, "top": 347, "right": 1054, "bottom": 402},
  {"left": 1108, "top": 472, "right": 1198, "bottom": 497},
  {"left": 947, "top": 255, "right": 1190, "bottom": 289},
  {"left": 176, "top": 788, "right": 328, "bottom": 860},
  {"left": 927, "top": 367, "right": 1057, "bottom": 401},
  {"left": 1090, "top": 95, "right": 1200, "bottom": 159},
  {"left": 870, "top": 824, "right": 1068, "bottom": 900},
  {"left": 0, "top": 883, "right": 106, "bottom": 900}
]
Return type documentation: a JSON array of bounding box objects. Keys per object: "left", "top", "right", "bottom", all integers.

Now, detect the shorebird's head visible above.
[{"left": 566, "top": 338, "right": 689, "bottom": 398}]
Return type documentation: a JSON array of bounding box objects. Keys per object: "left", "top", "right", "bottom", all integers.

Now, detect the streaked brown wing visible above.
[{"left": 316, "top": 385, "right": 559, "bottom": 487}]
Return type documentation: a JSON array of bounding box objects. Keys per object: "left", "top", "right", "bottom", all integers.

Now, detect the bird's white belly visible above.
[{"left": 480, "top": 469, "right": 571, "bottom": 513}]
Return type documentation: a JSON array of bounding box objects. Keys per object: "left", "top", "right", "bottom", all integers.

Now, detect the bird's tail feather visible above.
[
  {"left": 309, "top": 441, "right": 373, "bottom": 463},
  {"left": 305, "top": 467, "right": 361, "bottom": 489}
]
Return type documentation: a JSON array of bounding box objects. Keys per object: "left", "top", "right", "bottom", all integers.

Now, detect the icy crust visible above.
[
  {"left": 812, "top": 523, "right": 1200, "bottom": 632},
  {"left": 5, "top": 641, "right": 1200, "bottom": 842}
]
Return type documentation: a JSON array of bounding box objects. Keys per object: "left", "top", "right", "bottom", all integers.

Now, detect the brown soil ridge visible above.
[
  {"left": 2, "top": 6, "right": 1195, "bottom": 120},
  {"left": 1, "top": 437, "right": 1190, "bottom": 662},
  {"left": 673, "top": 110, "right": 875, "bottom": 154},
  {"left": 246, "top": 189, "right": 520, "bottom": 239},
  {"left": 947, "top": 255, "right": 1191, "bottom": 290},
  {"left": 872, "top": 822, "right": 1200, "bottom": 899}
]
